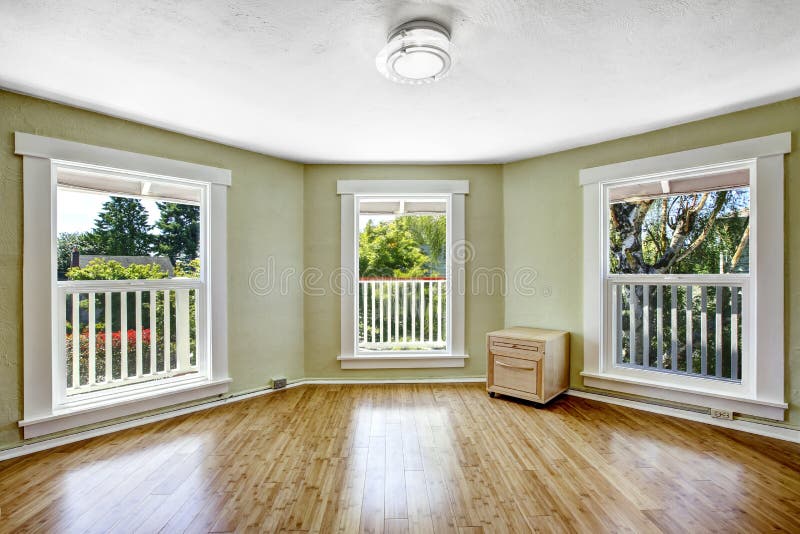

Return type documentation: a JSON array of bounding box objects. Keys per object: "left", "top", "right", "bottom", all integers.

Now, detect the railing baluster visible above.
[
  {"left": 428, "top": 281, "right": 434, "bottom": 343},
  {"left": 88, "top": 292, "right": 96, "bottom": 385},
  {"left": 150, "top": 290, "right": 157, "bottom": 374},
  {"left": 670, "top": 285, "right": 678, "bottom": 371},
  {"left": 715, "top": 286, "right": 723, "bottom": 378},
  {"left": 402, "top": 282, "right": 407, "bottom": 342},
  {"left": 371, "top": 282, "right": 376, "bottom": 343},
  {"left": 381, "top": 282, "right": 394, "bottom": 343},
  {"left": 359, "top": 282, "right": 364, "bottom": 343},
  {"left": 731, "top": 286, "right": 739, "bottom": 380},
  {"left": 393, "top": 281, "right": 399, "bottom": 344},
  {"left": 104, "top": 291, "right": 112, "bottom": 382},
  {"left": 700, "top": 286, "right": 708, "bottom": 376},
  {"left": 437, "top": 280, "right": 443, "bottom": 343},
  {"left": 411, "top": 282, "right": 416, "bottom": 343},
  {"left": 616, "top": 284, "right": 623, "bottom": 364},
  {"left": 629, "top": 284, "right": 636, "bottom": 365},
  {"left": 71, "top": 292, "right": 80, "bottom": 388},
  {"left": 176, "top": 289, "right": 191, "bottom": 370},
  {"left": 656, "top": 285, "right": 663, "bottom": 369},
  {"left": 642, "top": 284, "right": 649, "bottom": 367},
  {"left": 376, "top": 282, "right": 386, "bottom": 343},
  {"left": 120, "top": 291, "right": 128, "bottom": 379},
  {"left": 163, "top": 289, "right": 171, "bottom": 372},
  {"left": 685, "top": 285, "right": 693, "bottom": 374},
  {"left": 135, "top": 291, "right": 143, "bottom": 377},
  {"left": 361, "top": 282, "right": 367, "bottom": 344},
  {"left": 193, "top": 289, "right": 199, "bottom": 367},
  {"left": 419, "top": 281, "right": 424, "bottom": 343}
]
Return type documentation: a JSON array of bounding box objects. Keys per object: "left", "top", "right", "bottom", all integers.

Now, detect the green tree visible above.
[
  {"left": 155, "top": 202, "right": 200, "bottom": 263},
  {"left": 86, "top": 197, "right": 153, "bottom": 255},
  {"left": 56, "top": 231, "right": 96, "bottom": 277},
  {"left": 359, "top": 219, "right": 428, "bottom": 278},
  {"left": 609, "top": 189, "right": 749, "bottom": 274},
  {"left": 174, "top": 258, "right": 201, "bottom": 278},
  {"left": 66, "top": 258, "right": 169, "bottom": 280},
  {"left": 401, "top": 215, "right": 447, "bottom": 275}
]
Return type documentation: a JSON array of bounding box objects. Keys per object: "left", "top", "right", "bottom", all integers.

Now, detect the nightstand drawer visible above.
[
  {"left": 490, "top": 337, "right": 544, "bottom": 353},
  {"left": 493, "top": 355, "right": 538, "bottom": 395}
]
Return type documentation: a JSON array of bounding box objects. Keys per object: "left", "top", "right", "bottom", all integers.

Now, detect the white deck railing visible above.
[
  {"left": 359, "top": 278, "right": 446, "bottom": 351},
  {"left": 59, "top": 279, "right": 201, "bottom": 396},
  {"left": 610, "top": 276, "right": 745, "bottom": 382}
]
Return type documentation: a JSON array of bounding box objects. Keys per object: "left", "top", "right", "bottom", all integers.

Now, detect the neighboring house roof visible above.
[{"left": 79, "top": 255, "right": 175, "bottom": 277}]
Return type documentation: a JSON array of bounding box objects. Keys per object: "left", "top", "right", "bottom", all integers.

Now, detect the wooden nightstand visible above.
[{"left": 486, "top": 327, "right": 569, "bottom": 404}]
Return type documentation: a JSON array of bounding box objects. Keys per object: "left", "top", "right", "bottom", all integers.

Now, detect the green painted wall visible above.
[
  {"left": 0, "top": 91, "right": 306, "bottom": 447},
  {"left": 302, "top": 164, "right": 505, "bottom": 379},
  {"left": 2, "top": 89, "right": 798, "bottom": 451},
  {"left": 503, "top": 96, "right": 800, "bottom": 427}
]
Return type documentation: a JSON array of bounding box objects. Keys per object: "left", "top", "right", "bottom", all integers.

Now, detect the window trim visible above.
[
  {"left": 580, "top": 133, "right": 790, "bottom": 420},
  {"left": 16, "top": 132, "right": 232, "bottom": 438},
  {"left": 337, "top": 180, "right": 468, "bottom": 369}
]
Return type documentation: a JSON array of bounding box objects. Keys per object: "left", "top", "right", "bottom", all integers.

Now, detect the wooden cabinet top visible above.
[{"left": 487, "top": 326, "right": 568, "bottom": 342}]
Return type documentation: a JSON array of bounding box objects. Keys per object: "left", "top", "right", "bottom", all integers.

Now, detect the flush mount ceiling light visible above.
[{"left": 376, "top": 20, "right": 453, "bottom": 84}]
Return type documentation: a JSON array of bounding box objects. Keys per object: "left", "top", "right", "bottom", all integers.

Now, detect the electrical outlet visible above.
[
  {"left": 710, "top": 408, "right": 733, "bottom": 420},
  {"left": 271, "top": 376, "right": 287, "bottom": 389}
]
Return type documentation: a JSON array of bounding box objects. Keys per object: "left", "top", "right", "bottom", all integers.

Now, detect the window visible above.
[
  {"left": 57, "top": 166, "right": 204, "bottom": 404},
  {"left": 17, "top": 133, "right": 231, "bottom": 438},
  {"left": 358, "top": 197, "right": 448, "bottom": 354},
  {"left": 607, "top": 167, "right": 750, "bottom": 382},
  {"left": 581, "top": 133, "right": 789, "bottom": 420},
  {"left": 338, "top": 180, "right": 468, "bottom": 369}
]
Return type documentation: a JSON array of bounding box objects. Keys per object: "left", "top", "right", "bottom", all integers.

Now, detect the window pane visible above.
[
  {"left": 57, "top": 189, "right": 200, "bottom": 281},
  {"left": 608, "top": 182, "right": 750, "bottom": 275},
  {"left": 612, "top": 282, "right": 742, "bottom": 382},
  {"left": 357, "top": 197, "right": 447, "bottom": 352},
  {"left": 56, "top": 168, "right": 203, "bottom": 397}
]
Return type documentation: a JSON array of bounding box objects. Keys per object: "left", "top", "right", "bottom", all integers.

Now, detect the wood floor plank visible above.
[
  {"left": 0, "top": 383, "right": 798, "bottom": 533},
  {"left": 404, "top": 469, "right": 434, "bottom": 534},
  {"left": 384, "top": 422, "right": 408, "bottom": 520},
  {"left": 360, "top": 435, "right": 386, "bottom": 533}
]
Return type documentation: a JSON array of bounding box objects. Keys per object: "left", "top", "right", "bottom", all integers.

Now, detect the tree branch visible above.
[
  {"left": 730, "top": 222, "right": 750, "bottom": 271},
  {"left": 672, "top": 193, "right": 728, "bottom": 266}
]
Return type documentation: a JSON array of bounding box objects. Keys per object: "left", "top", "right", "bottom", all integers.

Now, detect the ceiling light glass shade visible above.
[{"left": 376, "top": 20, "right": 453, "bottom": 84}]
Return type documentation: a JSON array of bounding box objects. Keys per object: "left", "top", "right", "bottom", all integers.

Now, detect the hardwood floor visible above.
[{"left": 1, "top": 383, "right": 799, "bottom": 533}]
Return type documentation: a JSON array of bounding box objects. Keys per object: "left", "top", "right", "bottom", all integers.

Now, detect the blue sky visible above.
[{"left": 57, "top": 189, "right": 161, "bottom": 234}]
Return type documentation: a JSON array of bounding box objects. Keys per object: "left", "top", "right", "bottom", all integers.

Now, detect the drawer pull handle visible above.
[
  {"left": 496, "top": 360, "right": 536, "bottom": 371},
  {"left": 492, "top": 341, "right": 539, "bottom": 352}
]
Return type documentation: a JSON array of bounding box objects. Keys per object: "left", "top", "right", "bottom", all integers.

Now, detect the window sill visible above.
[
  {"left": 338, "top": 354, "right": 468, "bottom": 369},
  {"left": 581, "top": 371, "right": 787, "bottom": 420},
  {"left": 19, "top": 377, "right": 231, "bottom": 439}
]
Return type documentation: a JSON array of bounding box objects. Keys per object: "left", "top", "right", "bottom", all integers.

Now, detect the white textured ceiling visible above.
[{"left": 2, "top": 1, "right": 800, "bottom": 164}]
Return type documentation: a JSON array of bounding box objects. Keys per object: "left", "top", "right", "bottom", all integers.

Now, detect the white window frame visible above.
[
  {"left": 580, "top": 133, "right": 790, "bottom": 420},
  {"left": 337, "top": 180, "right": 468, "bottom": 369},
  {"left": 16, "top": 133, "right": 232, "bottom": 438}
]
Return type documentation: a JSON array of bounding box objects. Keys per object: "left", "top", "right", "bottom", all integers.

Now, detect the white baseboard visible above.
[
  {"left": 566, "top": 389, "right": 800, "bottom": 443},
  {"left": 2, "top": 378, "right": 796, "bottom": 462},
  {"left": 302, "top": 377, "right": 486, "bottom": 385}
]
